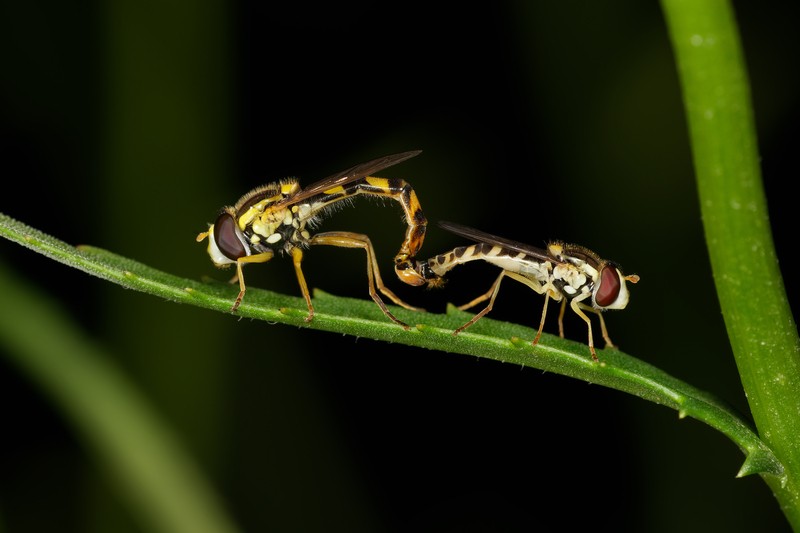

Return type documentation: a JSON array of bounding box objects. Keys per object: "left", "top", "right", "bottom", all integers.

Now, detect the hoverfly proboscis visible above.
[
  {"left": 196, "top": 151, "right": 428, "bottom": 328},
  {"left": 415, "top": 221, "right": 640, "bottom": 361}
]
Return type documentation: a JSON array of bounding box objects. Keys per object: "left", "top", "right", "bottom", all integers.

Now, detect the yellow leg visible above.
[
  {"left": 596, "top": 309, "right": 614, "bottom": 348},
  {"left": 577, "top": 303, "right": 615, "bottom": 349},
  {"left": 557, "top": 298, "right": 567, "bottom": 338},
  {"left": 453, "top": 271, "right": 507, "bottom": 335},
  {"left": 531, "top": 290, "right": 552, "bottom": 349},
  {"left": 309, "top": 231, "right": 420, "bottom": 329},
  {"left": 456, "top": 271, "right": 505, "bottom": 312},
  {"left": 569, "top": 300, "right": 599, "bottom": 361},
  {"left": 290, "top": 247, "right": 316, "bottom": 322},
  {"left": 231, "top": 251, "right": 274, "bottom": 312}
]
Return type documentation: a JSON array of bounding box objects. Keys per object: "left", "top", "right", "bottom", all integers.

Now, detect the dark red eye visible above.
[
  {"left": 595, "top": 266, "right": 621, "bottom": 307},
  {"left": 214, "top": 212, "right": 247, "bottom": 260}
]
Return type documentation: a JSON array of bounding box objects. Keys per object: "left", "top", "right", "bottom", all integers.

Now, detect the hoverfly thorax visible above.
[
  {"left": 238, "top": 180, "right": 312, "bottom": 251},
  {"left": 549, "top": 242, "right": 637, "bottom": 312}
]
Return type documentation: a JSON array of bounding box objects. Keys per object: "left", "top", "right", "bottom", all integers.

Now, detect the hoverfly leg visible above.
[
  {"left": 231, "top": 251, "right": 274, "bottom": 313},
  {"left": 455, "top": 277, "right": 497, "bottom": 312},
  {"left": 532, "top": 290, "right": 551, "bottom": 349},
  {"left": 309, "top": 232, "right": 412, "bottom": 329},
  {"left": 595, "top": 309, "right": 615, "bottom": 349},
  {"left": 571, "top": 301, "right": 599, "bottom": 362},
  {"left": 453, "top": 271, "right": 507, "bottom": 335},
  {"left": 291, "top": 247, "right": 315, "bottom": 322},
  {"left": 557, "top": 299, "right": 567, "bottom": 339},
  {"left": 231, "top": 262, "right": 246, "bottom": 312}
]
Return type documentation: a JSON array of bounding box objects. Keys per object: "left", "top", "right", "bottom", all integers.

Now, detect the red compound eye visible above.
[
  {"left": 213, "top": 212, "right": 247, "bottom": 260},
  {"left": 595, "top": 266, "right": 621, "bottom": 308}
]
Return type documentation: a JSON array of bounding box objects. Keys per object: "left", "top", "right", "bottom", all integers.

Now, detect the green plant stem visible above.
[
  {"left": 0, "top": 212, "right": 785, "bottom": 485},
  {"left": 661, "top": 0, "right": 800, "bottom": 525}
]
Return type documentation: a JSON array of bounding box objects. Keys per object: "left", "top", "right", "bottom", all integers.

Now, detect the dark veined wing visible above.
[
  {"left": 270, "top": 150, "right": 422, "bottom": 209},
  {"left": 438, "top": 221, "right": 554, "bottom": 263}
]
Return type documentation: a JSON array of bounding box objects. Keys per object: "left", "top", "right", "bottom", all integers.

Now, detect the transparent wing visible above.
[
  {"left": 271, "top": 150, "right": 422, "bottom": 209},
  {"left": 438, "top": 220, "right": 554, "bottom": 263}
]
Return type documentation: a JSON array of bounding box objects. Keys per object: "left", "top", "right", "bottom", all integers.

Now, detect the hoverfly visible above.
[
  {"left": 196, "top": 151, "right": 428, "bottom": 328},
  {"left": 415, "top": 221, "right": 640, "bottom": 360}
]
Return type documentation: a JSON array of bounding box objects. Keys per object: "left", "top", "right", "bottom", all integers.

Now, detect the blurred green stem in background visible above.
[
  {"left": 0, "top": 261, "right": 239, "bottom": 533},
  {"left": 661, "top": 0, "right": 800, "bottom": 525},
  {"left": 101, "top": 0, "right": 234, "bottom": 469},
  {"left": 98, "top": 1, "right": 238, "bottom": 528}
]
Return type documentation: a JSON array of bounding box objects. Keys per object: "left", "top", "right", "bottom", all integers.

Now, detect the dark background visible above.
[{"left": 1, "top": 1, "right": 798, "bottom": 531}]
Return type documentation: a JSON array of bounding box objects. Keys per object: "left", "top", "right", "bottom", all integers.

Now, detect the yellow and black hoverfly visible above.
[
  {"left": 415, "top": 221, "right": 640, "bottom": 360},
  {"left": 197, "top": 151, "right": 428, "bottom": 328}
]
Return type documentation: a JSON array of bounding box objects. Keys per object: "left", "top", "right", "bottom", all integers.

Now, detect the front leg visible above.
[
  {"left": 569, "top": 298, "right": 600, "bottom": 362},
  {"left": 232, "top": 251, "right": 274, "bottom": 312}
]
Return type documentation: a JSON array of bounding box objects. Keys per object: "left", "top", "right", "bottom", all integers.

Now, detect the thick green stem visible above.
[{"left": 661, "top": 0, "right": 800, "bottom": 525}]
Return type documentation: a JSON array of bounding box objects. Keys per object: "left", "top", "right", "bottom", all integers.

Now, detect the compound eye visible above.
[
  {"left": 595, "top": 266, "right": 621, "bottom": 308},
  {"left": 213, "top": 212, "right": 247, "bottom": 260}
]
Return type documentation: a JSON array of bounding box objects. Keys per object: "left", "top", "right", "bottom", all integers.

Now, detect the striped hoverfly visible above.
[
  {"left": 415, "top": 221, "right": 640, "bottom": 360},
  {"left": 197, "top": 150, "right": 428, "bottom": 328}
]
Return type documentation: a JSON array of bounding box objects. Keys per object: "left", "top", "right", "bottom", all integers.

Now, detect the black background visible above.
[{"left": 1, "top": 2, "right": 798, "bottom": 532}]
